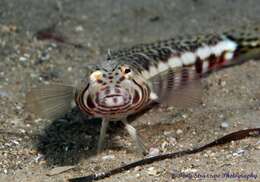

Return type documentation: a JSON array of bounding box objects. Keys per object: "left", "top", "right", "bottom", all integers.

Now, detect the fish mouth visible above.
[
  {"left": 105, "top": 94, "right": 122, "bottom": 98},
  {"left": 99, "top": 93, "right": 131, "bottom": 107}
]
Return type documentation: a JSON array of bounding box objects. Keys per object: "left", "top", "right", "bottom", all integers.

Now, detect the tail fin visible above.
[{"left": 225, "top": 27, "right": 260, "bottom": 64}]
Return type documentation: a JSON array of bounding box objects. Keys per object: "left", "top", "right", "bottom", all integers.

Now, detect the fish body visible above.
[{"left": 26, "top": 28, "right": 260, "bottom": 154}]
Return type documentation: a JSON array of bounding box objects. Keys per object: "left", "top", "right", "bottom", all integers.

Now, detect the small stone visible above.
[
  {"left": 35, "top": 153, "right": 44, "bottom": 163},
  {"left": 47, "top": 166, "right": 76, "bottom": 176},
  {"left": 220, "top": 122, "right": 229, "bottom": 129},
  {"left": 182, "top": 114, "right": 188, "bottom": 119},
  {"left": 161, "top": 141, "right": 168, "bottom": 151},
  {"left": 147, "top": 147, "right": 160, "bottom": 157},
  {"left": 182, "top": 168, "right": 198, "bottom": 173},
  {"left": 163, "top": 131, "right": 172, "bottom": 136},
  {"left": 169, "top": 137, "right": 177, "bottom": 146},
  {"left": 39, "top": 160, "right": 47, "bottom": 165},
  {"left": 39, "top": 51, "right": 50, "bottom": 61},
  {"left": 19, "top": 129, "right": 26, "bottom": 133},
  {"left": 220, "top": 80, "right": 226, "bottom": 87},
  {"left": 49, "top": 43, "right": 57, "bottom": 49},
  {"left": 102, "top": 155, "right": 115, "bottom": 160},
  {"left": 30, "top": 149, "right": 38, "bottom": 155},
  {"left": 67, "top": 67, "right": 72, "bottom": 72},
  {"left": 176, "top": 129, "right": 183, "bottom": 135},
  {"left": 75, "top": 25, "right": 84, "bottom": 32},
  {"left": 19, "top": 57, "right": 27, "bottom": 62},
  {"left": 147, "top": 167, "right": 159, "bottom": 176},
  {"left": 1, "top": 25, "right": 17, "bottom": 33},
  {"left": 24, "top": 53, "right": 30, "bottom": 58},
  {"left": 232, "top": 148, "right": 245, "bottom": 157},
  {"left": 12, "top": 140, "right": 19, "bottom": 145},
  {"left": 16, "top": 105, "right": 22, "bottom": 110},
  {"left": 166, "top": 106, "right": 174, "bottom": 111},
  {"left": 219, "top": 114, "right": 224, "bottom": 119},
  {"left": 134, "top": 166, "right": 142, "bottom": 171},
  {"left": 35, "top": 118, "right": 43, "bottom": 123}
]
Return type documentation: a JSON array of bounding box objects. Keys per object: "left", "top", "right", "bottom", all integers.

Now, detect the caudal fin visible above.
[{"left": 225, "top": 27, "right": 260, "bottom": 64}]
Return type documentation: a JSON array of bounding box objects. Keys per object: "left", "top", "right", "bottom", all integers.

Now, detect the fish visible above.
[{"left": 26, "top": 27, "right": 260, "bottom": 155}]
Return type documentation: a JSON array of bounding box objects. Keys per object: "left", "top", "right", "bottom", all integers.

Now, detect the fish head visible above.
[{"left": 76, "top": 63, "right": 151, "bottom": 119}]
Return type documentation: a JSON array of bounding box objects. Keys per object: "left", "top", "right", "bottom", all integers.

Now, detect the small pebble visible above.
[
  {"left": 19, "top": 129, "right": 26, "bottom": 133},
  {"left": 67, "top": 67, "right": 72, "bottom": 72},
  {"left": 102, "top": 155, "right": 115, "bottom": 160},
  {"left": 232, "top": 148, "right": 245, "bottom": 157},
  {"left": 1, "top": 25, "right": 17, "bottom": 33},
  {"left": 161, "top": 141, "right": 168, "bottom": 151},
  {"left": 134, "top": 166, "right": 142, "bottom": 171},
  {"left": 182, "top": 114, "right": 188, "bottom": 119},
  {"left": 218, "top": 114, "right": 224, "bottom": 119},
  {"left": 39, "top": 51, "right": 50, "bottom": 61},
  {"left": 24, "top": 53, "right": 30, "bottom": 58},
  {"left": 11, "top": 140, "right": 19, "bottom": 145},
  {"left": 147, "top": 167, "right": 159, "bottom": 176},
  {"left": 220, "top": 122, "right": 229, "bottom": 129},
  {"left": 75, "top": 25, "right": 84, "bottom": 32},
  {"left": 220, "top": 80, "right": 226, "bottom": 87},
  {"left": 35, "top": 154, "right": 45, "bottom": 163},
  {"left": 169, "top": 137, "right": 177, "bottom": 146},
  {"left": 176, "top": 129, "right": 183, "bottom": 135},
  {"left": 49, "top": 43, "right": 57, "bottom": 49},
  {"left": 47, "top": 166, "right": 76, "bottom": 176},
  {"left": 182, "top": 168, "right": 198, "bottom": 173},
  {"left": 19, "top": 56, "right": 27, "bottom": 62},
  {"left": 147, "top": 147, "right": 160, "bottom": 157},
  {"left": 16, "top": 105, "right": 22, "bottom": 110}
]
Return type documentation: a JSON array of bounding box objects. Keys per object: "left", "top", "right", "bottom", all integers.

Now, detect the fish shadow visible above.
[{"left": 35, "top": 107, "right": 124, "bottom": 166}]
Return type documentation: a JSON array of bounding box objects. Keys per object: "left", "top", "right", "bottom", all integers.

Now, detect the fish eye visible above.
[
  {"left": 121, "top": 66, "right": 131, "bottom": 74},
  {"left": 124, "top": 68, "right": 131, "bottom": 74}
]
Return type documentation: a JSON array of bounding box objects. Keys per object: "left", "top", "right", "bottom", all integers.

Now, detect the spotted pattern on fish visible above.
[{"left": 74, "top": 30, "right": 260, "bottom": 120}]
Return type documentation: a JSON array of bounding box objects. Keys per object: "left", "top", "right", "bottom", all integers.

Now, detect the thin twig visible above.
[{"left": 68, "top": 128, "right": 260, "bottom": 182}]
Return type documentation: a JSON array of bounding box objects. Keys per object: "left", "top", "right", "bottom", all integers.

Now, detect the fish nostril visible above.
[
  {"left": 105, "top": 89, "right": 110, "bottom": 94},
  {"left": 115, "top": 88, "right": 121, "bottom": 94}
]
